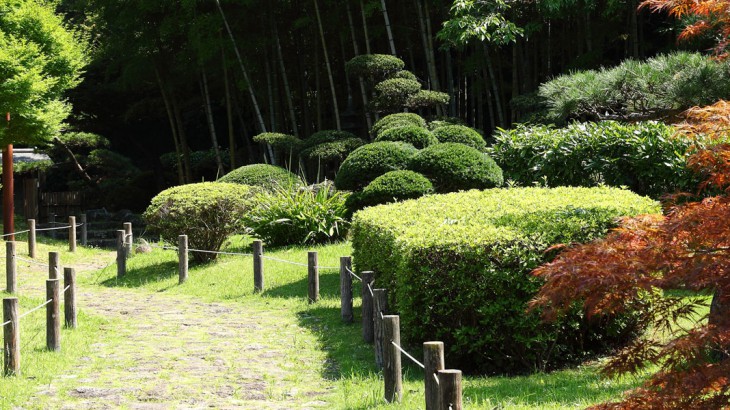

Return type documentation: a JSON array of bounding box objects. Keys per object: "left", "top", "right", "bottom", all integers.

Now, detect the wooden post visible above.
[
  {"left": 63, "top": 267, "right": 77, "bottom": 329},
  {"left": 79, "top": 214, "right": 87, "bottom": 246},
  {"left": 46, "top": 279, "right": 61, "bottom": 351},
  {"left": 178, "top": 235, "right": 188, "bottom": 284},
  {"left": 6, "top": 241, "right": 16, "bottom": 294},
  {"left": 438, "top": 370, "right": 463, "bottom": 410},
  {"left": 27, "top": 219, "right": 36, "bottom": 258},
  {"left": 48, "top": 251, "right": 60, "bottom": 280},
  {"left": 68, "top": 216, "right": 76, "bottom": 253},
  {"left": 123, "top": 222, "right": 133, "bottom": 257},
  {"left": 23, "top": 177, "right": 38, "bottom": 221},
  {"left": 3, "top": 297, "right": 19, "bottom": 376},
  {"left": 308, "top": 251, "right": 319, "bottom": 303},
  {"left": 340, "top": 256, "right": 353, "bottom": 323},
  {"left": 373, "top": 288, "right": 388, "bottom": 368},
  {"left": 424, "top": 342, "right": 445, "bottom": 410},
  {"left": 116, "top": 230, "right": 126, "bottom": 278},
  {"left": 362, "top": 271, "right": 374, "bottom": 343},
  {"left": 253, "top": 240, "right": 263, "bottom": 293},
  {"left": 383, "top": 315, "right": 402, "bottom": 403},
  {"left": 49, "top": 214, "right": 56, "bottom": 239},
  {"left": 2, "top": 145, "right": 14, "bottom": 242}
]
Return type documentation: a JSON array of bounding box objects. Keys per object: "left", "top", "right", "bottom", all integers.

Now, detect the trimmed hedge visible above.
[
  {"left": 300, "top": 138, "right": 365, "bottom": 162},
  {"left": 347, "top": 170, "right": 433, "bottom": 211},
  {"left": 252, "top": 132, "right": 301, "bottom": 153},
  {"left": 409, "top": 143, "right": 503, "bottom": 192},
  {"left": 351, "top": 187, "right": 660, "bottom": 374},
  {"left": 490, "top": 121, "right": 697, "bottom": 198},
  {"left": 335, "top": 141, "right": 418, "bottom": 191},
  {"left": 345, "top": 54, "right": 404, "bottom": 80},
  {"left": 218, "top": 164, "right": 303, "bottom": 191},
  {"left": 432, "top": 125, "right": 487, "bottom": 150},
  {"left": 299, "top": 130, "right": 358, "bottom": 152},
  {"left": 143, "top": 183, "right": 256, "bottom": 262},
  {"left": 375, "top": 126, "right": 438, "bottom": 149},
  {"left": 371, "top": 113, "right": 427, "bottom": 138}
]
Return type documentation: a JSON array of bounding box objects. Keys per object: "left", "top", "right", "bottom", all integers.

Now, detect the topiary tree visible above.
[
  {"left": 432, "top": 125, "right": 487, "bottom": 150},
  {"left": 335, "top": 141, "right": 418, "bottom": 191},
  {"left": 347, "top": 170, "right": 433, "bottom": 212},
  {"left": 298, "top": 130, "right": 360, "bottom": 153},
  {"left": 218, "top": 164, "right": 303, "bottom": 191},
  {"left": 143, "top": 182, "right": 257, "bottom": 262},
  {"left": 375, "top": 126, "right": 438, "bottom": 149},
  {"left": 371, "top": 113, "right": 428, "bottom": 138},
  {"left": 371, "top": 78, "right": 422, "bottom": 112},
  {"left": 253, "top": 132, "right": 302, "bottom": 166},
  {"left": 409, "top": 143, "right": 504, "bottom": 192},
  {"left": 300, "top": 138, "right": 365, "bottom": 162},
  {"left": 345, "top": 54, "right": 405, "bottom": 82}
]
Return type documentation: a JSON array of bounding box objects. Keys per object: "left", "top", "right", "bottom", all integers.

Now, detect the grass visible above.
[{"left": 84, "top": 234, "right": 653, "bottom": 409}]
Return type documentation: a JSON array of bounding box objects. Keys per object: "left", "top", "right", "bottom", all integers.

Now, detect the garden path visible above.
[{"left": 16, "top": 255, "right": 332, "bottom": 409}]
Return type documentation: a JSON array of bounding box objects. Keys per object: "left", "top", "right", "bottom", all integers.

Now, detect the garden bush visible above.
[
  {"left": 375, "top": 126, "right": 438, "bottom": 149},
  {"left": 300, "top": 138, "right": 365, "bottom": 162},
  {"left": 371, "top": 78, "right": 422, "bottom": 112},
  {"left": 345, "top": 54, "right": 404, "bottom": 80},
  {"left": 346, "top": 170, "right": 433, "bottom": 212},
  {"left": 431, "top": 125, "right": 487, "bottom": 150},
  {"left": 405, "top": 89, "right": 450, "bottom": 110},
  {"left": 244, "top": 183, "right": 349, "bottom": 247},
  {"left": 143, "top": 182, "right": 256, "bottom": 262},
  {"left": 490, "top": 121, "right": 698, "bottom": 198},
  {"left": 252, "top": 132, "right": 301, "bottom": 153},
  {"left": 409, "top": 143, "right": 503, "bottom": 192},
  {"left": 371, "top": 113, "right": 427, "bottom": 138},
  {"left": 351, "top": 187, "right": 660, "bottom": 374},
  {"left": 218, "top": 164, "right": 303, "bottom": 191},
  {"left": 335, "top": 141, "right": 418, "bottom": 191}
]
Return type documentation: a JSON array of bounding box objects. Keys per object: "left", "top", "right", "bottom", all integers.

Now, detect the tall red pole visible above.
[{"left": 3, "top": 112, "right": 13, "bottom": 240}]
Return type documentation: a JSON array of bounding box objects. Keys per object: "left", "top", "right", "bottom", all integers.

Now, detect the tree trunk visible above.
[
  {"left": 154, "top": 67, "right": 185, "bottom": 184},
  {"left": 200, "top": 69, "right": 225, "bottom": 177},
  {"left": 360, "top": 0, "right": 372, "bottom": 54},
  {"left": 273, "top": 22, "right": 300, "bottom": 138},
  {"left": 380, "top": 0, "right": 397, "bottom": 55},
  {"left": 483, "top": 45, "right": 504, "bottom": 127},
  {"left": 346, "top": 2, "right": 373, "bottom": 132},
  {"left": 313, "top": 0, "right": 342, "bottom": 130},
  {"left": 170, "top": 90, "right": 193, "bottom": 183},
  {"left": 222, "top": 49, "right": 236, "bottom": 170},
  {"left": 630, "top": 0, "right": 639, "bottom": 58},
  {"left": 446, "top": 50, "right": 456, "bottom": 116}
]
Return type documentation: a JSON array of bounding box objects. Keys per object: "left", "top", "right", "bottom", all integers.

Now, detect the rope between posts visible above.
[
  {"left": 345, "top": 266, "right": 362, "bottom": 281},
  {"left": 15, "top": 256, "right": 50, "bottom": 268},
  {"left": 367, "top": 283, "right": 374, "bottom": 297},
  {"left": 17, "top": 299, "right": 53, "bottom": 320},
  {"left": 35, "top": 224, "right": 74, "bottom": 232},
  {"left": 391, "top": 341, "right": 425, "bottom": 369},
  {"left": 0, "top": 229, "right": 31, "bottom": 238},
  {"left": 149, "top": 244, "right": 178, "bottom": 251},
  {"left": 1, "top": 319, "right": 10, "bottom": 327},
  {"left": 261, "top": 255, "right": 338, "bottom": 270},
  {"left": 63, "top": 285, "right": 70, "bottom": 292},
  {"left": 187, "top": 248, "right": 253, "bottom": 257}
]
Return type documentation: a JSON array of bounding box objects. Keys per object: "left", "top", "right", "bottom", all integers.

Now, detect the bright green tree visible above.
[{"left": 0, "top": 0, "right": 87, "bottom": 145}]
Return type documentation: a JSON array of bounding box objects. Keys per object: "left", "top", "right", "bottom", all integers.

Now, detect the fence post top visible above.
[
  {"left": 438, "top": 369, "right": 461, "bottom": 375},
  {"left": 424, "top": 341, "right": 444, "bottom": 347},
  {"left": 383, "top": 314, "right": 399, "bottom": 320},
  {"left": 3, "top": 297, "right": 18, "bottom": 302}
]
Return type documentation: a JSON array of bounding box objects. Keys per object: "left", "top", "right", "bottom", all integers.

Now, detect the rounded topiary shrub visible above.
[
  {"left": 349, "top": 170, "right": 433, "bottom": 211},
  {"left": 143, "top": 182, "right": 256, "bottom": 262},
  {"left": 375, "top": 126, "right": 438, "bottom": 149},
  {"left": 335, "top": 142, "right": 418, "bottom": 191},
  {"left": 432, "top": 125, "right": 487, "bottom": 151},
  {"left": 410, "top": 143, "right": 504, "bottom": 193},
  {"left": 218, "top": 164, "right": 303, "bottom": 191},
  {"left": 252, "top": 132, "right": 301, "bottom": 152},
  {"left": 299, "top": 130, "right": 358, "bottom": 152},
  {"left": 371, "top": 113, "right": 427, "bottom": 138},
  {"left": 300, "top": 138, "right": 365, "bottom": 162}
]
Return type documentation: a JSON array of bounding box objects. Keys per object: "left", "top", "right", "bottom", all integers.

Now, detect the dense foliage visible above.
[
  {"left": 352, "top": 187, "right": 659, "bottom": 374},
  {"left": 530, "top": 101, "right": 730, "bottom": 409},
  {"left": 491, "top": 121, "right": 697, "bottom": 197},
  {"left": 409, "top": 143, "right": 503, "bottom": 192},
  {"left": 334, "top": 141, "right": 418, "bottom": 191},
  {"left": 218, "top": 164, "right": 303, "bottom": 191},
  {"left": 374, "top": 126, "right": 438, "bottom": 149},
  {"left": 346, "top": 170, "right": 433, "bottom": 212},
  {"left": 431, "top": 125, "right": 487, "bottom": 150},
  {"left": 244, "top": 183, "right": 349, "bottom": 247},
  {"left": 143, "top": 183, "right": 256, "bottom": 262},
  {"left": 370, "top": 113, "right": 428, "bottom": 138},
  {"left": 539, "top": 52, "right": 730, "bottom": 123}
]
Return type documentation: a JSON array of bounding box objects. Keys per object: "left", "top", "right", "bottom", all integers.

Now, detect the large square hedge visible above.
[{"left": 351, "top": 187, "right": 659, "bottom": 374}]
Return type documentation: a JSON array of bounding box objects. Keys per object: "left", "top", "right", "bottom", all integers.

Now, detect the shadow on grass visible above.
[
  {"left": 99, "top": 260, "right": 178, "bottom": 288},
  {"left": 264, "top": 270, "right": 340, "bottom": 299},
  {"left": 298, "top": 303, "right": 641, "bottom": 408}
]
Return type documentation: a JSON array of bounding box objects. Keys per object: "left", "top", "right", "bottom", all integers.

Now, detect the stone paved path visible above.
[{"left": 16, "top": 257, "right": 332, "bottom": 409}]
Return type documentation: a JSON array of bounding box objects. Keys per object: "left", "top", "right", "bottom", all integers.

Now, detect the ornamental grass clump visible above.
[{"left": 143, "top": 182, "right": 256, "bottom": 262}]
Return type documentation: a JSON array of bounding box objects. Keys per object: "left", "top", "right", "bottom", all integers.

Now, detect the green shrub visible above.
[
  {"left": 345, "top": 54, "right": 405, "bottom": 80},
  {"left": 300, "top": 138, "right": 365, "bottom": 162},
  {"left": 252, "top": 132, "right": 301, "bottom": 153},
  {"left": 299, "top": 130, "right": 358, "bottom": 151},
  {"left": 490, "top": 121, "right": 697, "bottom": 198},
  {"left": 432, "top": 125, "right": 487, "bottom": 150},
  {"left": 143, "top": 182, "right": 256, "bottom": 262},
  {"left": 427, "top": 117, "right": 465, "bottom": 130},
  {"left": 538, "top": 52, "right": 730, "bottom": 123},
  {"left": 371, "top": 113, "right": 427, "bottom": 138},
  {"left": 375, "top": 126, "right": 438, "bottom": 149},
  {"left": 392, "top": 70, "right": 418, "bottom": 81},
  {"left": 372, "top": 78, "right": 422, "bottom": 112},
  {"left": 351, "top": 187, "right": 660, "bottom": 374},
  {"left": 406, "top": 90, "right": 450, "bottom": 110},
  {"left": 409, "top": 143, "right": 503, "bottom": 192},
  {"left": 244, "top": 183, "right": 349, "bottom": 247},
  {"left": 335, "top": 141, "right": 418, "bottom": 191},
  {"left": 218, "top": 164, "right": 303, "bottom": 191},
  {"left": 347, "top": 170, "right": 433, "bottom": 212}
]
